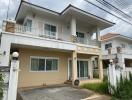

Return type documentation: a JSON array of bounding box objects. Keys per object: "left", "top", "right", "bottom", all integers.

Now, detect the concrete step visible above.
[
  {"left": 64, "top": 80, "right": 72, "bottom": 84},
  {"left": 17, "top": 91, "right": 24, "bottom": 100}
]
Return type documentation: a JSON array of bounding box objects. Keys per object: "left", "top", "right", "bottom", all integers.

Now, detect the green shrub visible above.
[
  {"left": 81, "top": 81, "right": 109, "bottom": 94},
  {"left": 111, "top": 73, "right": 132, "bottom": 100},
  {"left": 0, "top": 73, "right": 4, "bottom": 100}
]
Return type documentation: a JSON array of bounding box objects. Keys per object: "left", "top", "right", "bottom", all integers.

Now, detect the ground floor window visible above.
[
  {"left": 68, "top": 59, "right": 89, "bottom": 80},
  {"left": 30, "top": 57, "right": 58, "bottom": 71}
]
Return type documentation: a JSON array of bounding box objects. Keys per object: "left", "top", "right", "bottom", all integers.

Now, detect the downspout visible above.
[{"left": 0, "top": 32, "right": 2, "bottom": 46}]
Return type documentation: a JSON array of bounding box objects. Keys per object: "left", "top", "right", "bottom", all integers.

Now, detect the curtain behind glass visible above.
[
  {"left": 31, "top": 58, "right": 39, "bottom": 71},
  {"left": 84, "top": 61, "right": 88, "bottom": 77},
  {"left": 52, "top": 59, "right": 58, "bottom": 70}
]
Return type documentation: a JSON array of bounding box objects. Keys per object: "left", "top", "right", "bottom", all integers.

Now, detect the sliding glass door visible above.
[
  {"left": 78, "top": 60, "right": 88, "bottom": 78},
  {"left": 68, "top": 59, "right": 89, "bottom": 80}
]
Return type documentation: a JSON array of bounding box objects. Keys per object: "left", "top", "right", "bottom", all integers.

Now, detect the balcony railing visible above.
[
  {"left": 15, "top": 25, "right": 57, "bottom": 39},
  {"left": 76, "top": 37, "right": 101, "bottom": 47},
  {"left": 3, "top": 20, "right": 100, "bottom": 47},
  {"left": 102, "top": 48, "right": 132, "bottom": 55},
  {"left": 15, "top": 24, "right": 36, "bottom": 35}
]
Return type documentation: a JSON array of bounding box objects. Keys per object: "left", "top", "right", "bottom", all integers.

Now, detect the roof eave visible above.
[
  {"left": 15, "top": 1, "right": 115, "bottom": 27},
  {"left": 102, "top": 35, "right": 132, "bottom": 41}
]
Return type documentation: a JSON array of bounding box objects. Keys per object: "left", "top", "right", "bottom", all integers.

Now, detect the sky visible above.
[{"left": 0, "top": 0, "right": 132, "bottom": 37}]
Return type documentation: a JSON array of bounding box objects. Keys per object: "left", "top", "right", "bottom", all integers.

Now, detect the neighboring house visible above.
[
  {"left": 101, "top": 33, "right": 132, "bottom": 69},
  {"left": 0, "top": 1, "right": 114, "bottom": 89}
]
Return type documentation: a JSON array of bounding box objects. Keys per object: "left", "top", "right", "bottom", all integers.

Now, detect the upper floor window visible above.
[
  {"left": 24, "top": 19, "right": 32, "bottom": 32},
  {"left": 105, "top": 43, "right": 112, "bottom": 50},
  {"left": 129, "top": 44, "right": 132, "bottom": 49},
  {"left": 44, "top": 24, "right": 56, "bottom": 38},
  {"left": 30, "top": 57, "right": 58, "bottom": 71},
  {"left": 121, "top": 44, "right": 125, "bottom": 48},
  {"left": 76, "top": 32, "right": 85, "bottom": 44}
]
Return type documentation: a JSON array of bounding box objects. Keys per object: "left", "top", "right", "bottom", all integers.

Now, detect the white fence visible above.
[{"left": 107, "top": 64, "right": 132, "bottom": 93}]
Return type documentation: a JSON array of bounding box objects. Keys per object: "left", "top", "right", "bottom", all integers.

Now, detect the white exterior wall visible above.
[
  {"left": 22, "top": 13, "right": 93, "bottom": 42},
  {"left": 102, "top": 38, "right": 132, "bottom": 55},
  {"left": 0, "top": 32, "right": 76, "bottom": 66},
  {"left": 102, "top": 37, "right": 132, "bottom": 67}
]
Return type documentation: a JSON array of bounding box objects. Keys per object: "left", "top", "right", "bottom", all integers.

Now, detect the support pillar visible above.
[
  {"left": 89, "top": 57, "right": 94, "bottom": 79},
  {"left": 70, "top": 17, "right": 77, "bottom": 42},
  {"left": 7, "top": 52, "right": 19, "bottom": 100},
  {"left": 72, "top": 51, "right": 77, "bottom": 85},
  {"left": 117, "top": 53, "right": 125, "bottom": 69},
  {"left": 96, "top": 26, "right": 101, "bottom": 41},
  {"left": 98, "top": 54, "right": 103, "bottom": 80},
  {"left": 0, "top": 34, "right": 11, "bottom": 66}
]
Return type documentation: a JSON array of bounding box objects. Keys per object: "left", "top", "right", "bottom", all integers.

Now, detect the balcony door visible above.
[
  {"left": 24, "top": 19, "right": 32, "bottom": 32},
  {"left": 76, "top": 32, "right": 85, "bottom": 44},
  {"left": 68, "top": 59, "right": 89, "bottom": 80}
]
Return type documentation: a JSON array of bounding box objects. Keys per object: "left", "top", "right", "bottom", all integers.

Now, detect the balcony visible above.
[
  {"left": 102, "top": 48, "right": 132, "bottom": 55},
  {"left": 2, "top": 20, "right": 100, "bottom": 47},
  {"left": 76, "top": 37, "right": 101, "bottom": 47}
]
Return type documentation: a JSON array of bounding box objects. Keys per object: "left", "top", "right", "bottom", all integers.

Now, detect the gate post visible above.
[
  {"left": 7, "top": 52, "right": 19, "bottom": 100},
  {"left": 108, "top": 60, "right": 116, "bottom": 94}
]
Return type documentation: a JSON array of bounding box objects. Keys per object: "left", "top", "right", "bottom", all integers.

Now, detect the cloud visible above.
[
  {"left": 0, "top": 0, "right": 20, "bottom": 30},
  {"left": 101, "top": 4, "right": 132, "bottom": 37},
  {"left": 0, "top": 0, "right": 132, "bottom": 38}
]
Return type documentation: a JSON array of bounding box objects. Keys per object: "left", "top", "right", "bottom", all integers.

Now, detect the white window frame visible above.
[
  {"left": 76, "top": 32, "right": 85, "bottom": 44},
  {"left": 30, "top": 56, "right": 59, "bottom": 72},
  {"left": 105, "top": 42, "right": 112, "bottom": 50},
  {"left": 43, "top": 23, "right": 58, "bottom": 39},
  {"left": 23, "top": 18, "right": 33, "bottom": 33}
]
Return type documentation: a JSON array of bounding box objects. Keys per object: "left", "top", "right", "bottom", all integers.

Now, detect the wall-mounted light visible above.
[
  {"left": 0, "top": 50, "right": 6, "bottom": 56},
  {"left": 74, "top": 57, "right": 77, "bottom": 60},
  {"left": 12, "top": 52, "right": 19, "bottom": 60},
  {"left": 33, "top": 13, "right": 36, "bottom": 18},
  {"left": 3, "top": 51, "right": 6, "bottom": 55}
]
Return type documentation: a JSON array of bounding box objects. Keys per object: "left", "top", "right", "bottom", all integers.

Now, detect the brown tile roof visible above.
[{"left": 101, "top": 33, "right": 120, "bottom": 41}]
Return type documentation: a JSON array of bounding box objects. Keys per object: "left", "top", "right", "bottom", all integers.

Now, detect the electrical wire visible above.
[
  {"left": 95, "top": 0, "right": 132, "bottom": 21},
  {"left": 83, "top": 0, "right": 132, "bottom": 25},
  {"left": 6, "top": 0, "right": 11, "bottom": 20}
]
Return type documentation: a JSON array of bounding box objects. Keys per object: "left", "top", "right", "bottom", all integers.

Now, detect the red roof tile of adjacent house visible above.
[{"left": 101, "top": 33, "right": 120, "bottom": 41}]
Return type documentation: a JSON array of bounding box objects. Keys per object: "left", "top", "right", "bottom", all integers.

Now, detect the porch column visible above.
[
  {"left": 89, "top": 57, "right": 94, "bottom": 79},
  {"left": 96, "top": 26, "right": 101, "bottom": 41},
  {"left": 117, "top": 53, "right": 125, "bottom": 69},
  {"left": 72, "top": 51, "right": 77, "bottom": 85},
  {"left": 98, "top": 54, "right": 103, "bottom": 80},
  {"left": 70, "top": 17, "right": 77, "bottom": 42}
]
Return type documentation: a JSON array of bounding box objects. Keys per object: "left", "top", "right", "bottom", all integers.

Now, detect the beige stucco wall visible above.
[
  {"left": 17, "top": 48, "right": 102, "bottom": 88},
  {"left": 18, "top": 48, "right": 71, "bottom": 88}
]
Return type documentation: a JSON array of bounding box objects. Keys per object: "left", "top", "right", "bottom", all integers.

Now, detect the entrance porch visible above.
[{"left": 11, "top": 47, "right": 103, "bottom": 88}]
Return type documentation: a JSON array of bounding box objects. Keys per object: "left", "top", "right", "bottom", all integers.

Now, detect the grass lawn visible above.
[{"left": 81, "top": 82, "right": 109, "bottom": 94}]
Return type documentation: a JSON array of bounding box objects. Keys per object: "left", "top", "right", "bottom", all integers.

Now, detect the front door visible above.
[{"left": 68, "top": 59, "right": 89, "bottom": 80}]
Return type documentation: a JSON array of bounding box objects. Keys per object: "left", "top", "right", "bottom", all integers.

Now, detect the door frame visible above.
[{"left": 67, "top": 58, "right": 90, "bottom": 80}]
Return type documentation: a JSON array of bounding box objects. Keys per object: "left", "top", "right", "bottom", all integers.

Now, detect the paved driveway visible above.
[{"left": 18, "top": 86, "right": 93, "bottom": 100}]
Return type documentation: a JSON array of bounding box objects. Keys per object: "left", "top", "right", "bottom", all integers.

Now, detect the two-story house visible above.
[
  {"left": 101, "top": 33, "right": 132, "bottom": 69},
  {"left": 0, "top": 1, "right": 114, "bottom": 88}
]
